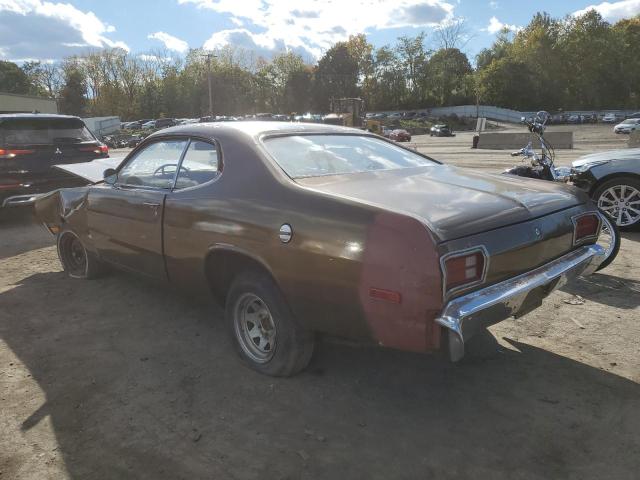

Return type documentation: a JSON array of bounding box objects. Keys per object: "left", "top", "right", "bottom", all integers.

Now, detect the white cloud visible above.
[
  {"left": 573, "top": 0, "right": 640, "bottom": 22},
  {"left": 148, "top": 31, "right": 189, "bottom": 53},
  {"left": 485, "top": 16, "right": 521, "bottom": 34},
  {"left": 489, "top": 1, "right": 498, "bottom": 9},
  {"left": 0, "top": 0, "right": 128, "bottom": 60},
  {"left": 181, "top": 0, "right": 455, "bottom": 58}
]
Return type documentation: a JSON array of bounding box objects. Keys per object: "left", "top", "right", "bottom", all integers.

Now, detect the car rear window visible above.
[
  {"left": 262, "top": 134, "right": 437, "bottom": 178},
  {"left": 0, "top": 118, "right": 95, "bottom": 145}
]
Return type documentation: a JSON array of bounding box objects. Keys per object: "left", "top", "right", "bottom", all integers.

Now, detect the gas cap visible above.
[{"left": 279, "top": 224, "right": 292, "bottom": 243}]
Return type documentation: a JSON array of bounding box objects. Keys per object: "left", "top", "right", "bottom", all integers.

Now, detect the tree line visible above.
[{"left": 0, "top": 10, "right": 638, "bottom": 119}]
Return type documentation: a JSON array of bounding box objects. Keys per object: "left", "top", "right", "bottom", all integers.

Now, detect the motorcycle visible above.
[{"left": 504, "top": 111, "right": 620, "bottom": 271}]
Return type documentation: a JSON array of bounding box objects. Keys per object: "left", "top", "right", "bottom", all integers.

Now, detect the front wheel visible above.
[
  {"left": 225, "top": 272, "right": 314, "bottom": 376},
  {"left": 593, "top": 178, "right": 640, "bottom": 230},
  {"left": 595, "top": 214, "right": 620, "bottom": 272}
]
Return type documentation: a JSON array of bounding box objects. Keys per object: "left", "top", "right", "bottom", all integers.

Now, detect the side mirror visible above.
[
  {"left": 103, "top": 168, "right": 118, "bottom": 185},
  {"left": 520, "top": 116, "right": 526, "bottom": 123}
]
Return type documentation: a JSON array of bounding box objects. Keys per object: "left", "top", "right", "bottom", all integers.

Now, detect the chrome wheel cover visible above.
[
  {"left": 597, "top": 184, "right": 640, "bottom": 227},
  {"left": 233, "top": 293, "right": 277, "bottom": 363}
]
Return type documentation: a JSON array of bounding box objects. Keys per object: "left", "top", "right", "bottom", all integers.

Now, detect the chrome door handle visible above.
[{"left": 142, "top": 202, "right": 161, "bottom": 208}]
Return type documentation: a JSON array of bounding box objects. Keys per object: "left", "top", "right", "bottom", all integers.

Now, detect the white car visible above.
[
  {"left": 602, "top": 113, "right": 619, "bottom": 123},
  {"left": 614, "top": 118, "right": 640, "bottom": 134}
]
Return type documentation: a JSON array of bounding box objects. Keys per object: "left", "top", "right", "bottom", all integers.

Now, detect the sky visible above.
[{"left": 1, "top": 0, "right": 640, "bottom": 64}]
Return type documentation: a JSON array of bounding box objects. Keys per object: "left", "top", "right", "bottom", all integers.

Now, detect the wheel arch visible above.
[
  {"left": 204, "top": 246, "right": 279, "bottom": 306},
  {"left": 589, "top": 172, "right": 640, "bottom": 197}
]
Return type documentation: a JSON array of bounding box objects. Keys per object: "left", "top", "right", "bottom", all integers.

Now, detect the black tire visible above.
[
  {"left": 57, "top": 230, "right": 106, "bottom": 279},
  {"left": 592, "top": 177, "right": 640, "bottom": 231},
  {"left": 225, "top": 271, "right": 314, "bottom": 377},
  {"left": 595, "top": 214, "right": 620, "bottom": 271}
]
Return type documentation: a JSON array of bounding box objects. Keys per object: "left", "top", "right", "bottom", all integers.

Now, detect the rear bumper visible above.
[
  {"left": 0, "top": 175, "right": 87, "bottom": 208},
  {"left": 2, "top": 193, "right": 42, "bottom": 207},
  {"left": 436, "top": 244, "right": 605, "bottom": 362}
]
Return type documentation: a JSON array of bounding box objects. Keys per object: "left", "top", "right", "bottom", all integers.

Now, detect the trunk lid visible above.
[{"left": 297, "top": 165, "right": 586, "bottom": 242}]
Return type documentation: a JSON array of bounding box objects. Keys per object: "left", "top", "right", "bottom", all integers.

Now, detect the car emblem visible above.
[
  {"left": 534, "top": 227, "right": 542, "bottom": 237},
  {"left": 54, "top": 148, "right": 62, "bottom": 155}
]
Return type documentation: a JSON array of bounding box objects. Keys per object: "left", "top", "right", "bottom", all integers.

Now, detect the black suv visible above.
[{"left": 0, "top": 114, "right": 108, "bottom": 208}]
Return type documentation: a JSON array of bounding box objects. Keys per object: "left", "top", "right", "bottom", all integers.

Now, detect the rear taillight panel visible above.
[
  {"left": 78, "top": 144, "right": 109, "bottom": 155},
  {"left": 572, "top": 212, "right": 601, "bottom": 245},
  {"left": 0, "top": 148, "right": 35, "bottom": 159},
  {"left": 441, "top": 247, "right": 488, "bottom": 296}
]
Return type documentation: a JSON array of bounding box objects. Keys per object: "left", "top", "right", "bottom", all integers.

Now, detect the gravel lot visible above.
[{"left": 1, "top": 124, "right": 639, "bottom": 479}]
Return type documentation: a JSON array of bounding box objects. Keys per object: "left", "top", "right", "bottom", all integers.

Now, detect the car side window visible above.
[
  {"left": 174, "top": 140, "right": 220, "bottom": 189},
  {"left": 118, "top": 139, "right": 188, "bottom": 188}
]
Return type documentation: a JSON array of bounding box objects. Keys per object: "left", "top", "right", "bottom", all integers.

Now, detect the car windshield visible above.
[
  {"left": 622, "top": 119, "right": 639, "bottom": 124},
  {"left": 262, "top": 134, "right": 437, "bottom": 178},
  {"left": 0, "top": 118, "right": 95, "bottom": 145}
]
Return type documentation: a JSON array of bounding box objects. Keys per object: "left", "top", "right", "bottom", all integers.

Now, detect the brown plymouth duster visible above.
[{"left": 35, "top": 122, "right": 605, "bottom": 376}]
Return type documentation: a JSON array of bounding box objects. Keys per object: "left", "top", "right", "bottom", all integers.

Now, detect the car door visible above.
[{"left": 86, "top": 137, "right": 189, "bottom": 279}]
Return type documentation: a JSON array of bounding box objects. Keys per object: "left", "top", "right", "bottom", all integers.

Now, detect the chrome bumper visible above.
[
  {"left": 436, "top": 244, "right": 605, "bottom": 362},
  {"left": 2, "top": 193, "right": 42, "bottom": 208}
]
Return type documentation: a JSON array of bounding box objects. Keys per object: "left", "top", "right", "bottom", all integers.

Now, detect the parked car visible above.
[
  {"left": 154, "top": 118, "right": 176, "bottom": 129},
  {"left": 141, "top": 120, "right": 156, "bottom": 129},
  {"left": 602, "top": 113, "right": 619, "bottom": 123},
  {"left": 430, "top": 124, "right": 454, "bottom": 137},
  {"left": 35, "top": 122, "right": 605, "bottom": 376},
  {"left": 123, "top": 121, "right": 142, "bottom": 130},
  {"left": 626, "top": 112, "right": 640, "bottom": 119},
  {"left": 613, "top": 118, "right": 640, "bottom": 134},
  {"left": 571, "top": 148, "right": 640, "bottom": 230},
  {"left": 389, "top": 129, "right": 411, "bottom": 142},
  {"left": 0, "top": 114, "right": 108, "bottom": 209}
]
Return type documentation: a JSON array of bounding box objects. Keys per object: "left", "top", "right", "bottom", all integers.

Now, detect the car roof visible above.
[
  {"left": 149, "top": 121, "right": 367, "bottom": 142},
  {"left": 0, "top": 113, "right": 81, "bottom": 120}
]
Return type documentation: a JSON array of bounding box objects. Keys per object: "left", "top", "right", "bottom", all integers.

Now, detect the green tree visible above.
[
  {"left": 313, "top": 42, "right": 359, "bottom": 111},
  {"left": 0, "top": 61, "right": 31, "bottom": 94},
  {"left": 426, "top": 48, "right": 472, "bottom": 106},
  {"left": 58, "top": 64, "right": 87, "bottom": 116}
]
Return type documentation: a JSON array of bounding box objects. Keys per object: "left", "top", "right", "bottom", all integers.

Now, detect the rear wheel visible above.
[
  {"left": 225, "top": 272, "right": 314, "bottom": 376},
  {"left": 593, "top": 178, "right": 640, "bottom": 230},
  {"left": 57, "top": 230, "right": 105, "bottom": 279}
]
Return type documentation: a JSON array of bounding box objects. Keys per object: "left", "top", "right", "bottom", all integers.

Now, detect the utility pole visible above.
[{"left": 201, "top": 52, "right": 216, "bottom": 118}]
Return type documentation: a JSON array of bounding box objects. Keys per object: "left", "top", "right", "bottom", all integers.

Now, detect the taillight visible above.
[
  {"left": 0, "top": 148, "right": 35, "bottom": 159},
  {"left": 442, "top": 248, "right": 487, "bottom": 294},
  {"left": 79, "top": 144, "right": 109, "bottom": 155},
  {"left": 573, "top": 213, "right": 600, "bottom": 245}
]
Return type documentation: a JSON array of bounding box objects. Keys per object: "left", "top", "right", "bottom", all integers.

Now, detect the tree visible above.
[
  {"left": 426, "top": 48, "right": 472, "bottom": 106},
  {"left": 395, "top": 33, "right": 429, "bottom": 106},
  {"left": 433, "top": 18, "right": 471, "bottom": 50},
  {"left": 58, "top": 64, "right": 87, "bottom": 116},
  {"left": 313, "top": 43, "right": 359, "bottom": 111},
  {"left": 0, "top": 61, "right": 31, "bottom": 94},
  {"left": 476, "top": 57, "right": 536, "bottom": 110}
]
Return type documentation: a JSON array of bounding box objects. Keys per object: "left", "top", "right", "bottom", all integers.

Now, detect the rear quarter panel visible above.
[{"left": 163, "top": 137, "right": 444, "bottom": 351}]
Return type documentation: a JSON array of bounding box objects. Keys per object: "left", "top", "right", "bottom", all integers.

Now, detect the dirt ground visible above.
[{"left": 1, "top": 124, "right": 639, "bottom": 479}]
